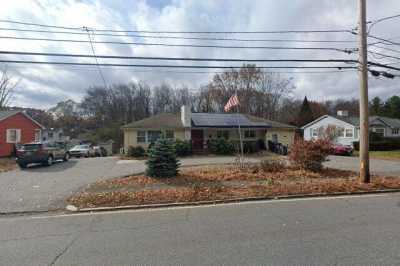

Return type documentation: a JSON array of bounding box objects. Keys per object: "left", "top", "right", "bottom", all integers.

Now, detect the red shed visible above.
[{"left": 0, "top": 110, "right": 44, "bottom": 157}]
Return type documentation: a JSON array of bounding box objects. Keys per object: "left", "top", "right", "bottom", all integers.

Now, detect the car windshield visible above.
[
  {"left": 21, "top": 144, "right": 41, "bottom": 151},
  {"left": 74, "top": 145, "right": 89, "bottom": 149}
]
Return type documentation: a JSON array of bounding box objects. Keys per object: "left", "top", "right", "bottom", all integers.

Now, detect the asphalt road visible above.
[
  {"left": 1, "top": 193, "right": 400, "bottom": 265},
  {"left": 0, "top": 156, "right": 256, "bottom": 214}
]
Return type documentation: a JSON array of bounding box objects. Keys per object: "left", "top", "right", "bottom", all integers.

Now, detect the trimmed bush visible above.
[
  {"left": 288, "top": 139, "right": 332, "bottom": 171},
  {"left": 208, "top": 137, "right": 235, "bottom": 155},
  {"left": 146, "top": 138, "right": 180, "bottom": 178},
  {"left": 353, "top": 137, "right": 400, "bottom": 151},
  {"left": 127, "top": 146, "right": 145, "bottom": 157},
  {"left": 243, "top": 141, "right": 258, "bottom": 154},
  {"left": 259, "top": 159, "right": 285, "bottom": 172},
  {"left": 175, "top": 139, "right": 192, "bottom": 156}
]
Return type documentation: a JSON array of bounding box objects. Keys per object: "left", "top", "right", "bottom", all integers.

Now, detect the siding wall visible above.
[
  {"left": 123, "top": 128, "right": 186, "bottom": 151},
  {"left": 303, "top": 116, "right": 358, "bottom": 146},
  {"left": 0, "top": 113, "right": 42, "bottom": 157},
  {"left": 265, "top": 129, "right": 296, "bottom": 147}
]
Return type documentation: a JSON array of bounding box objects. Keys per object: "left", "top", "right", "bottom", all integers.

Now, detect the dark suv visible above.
[{"left": 16, "top": 142, "right": 70, "bottom": 169}]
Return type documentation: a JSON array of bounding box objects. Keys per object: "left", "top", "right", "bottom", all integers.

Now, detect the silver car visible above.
[{"left": 69, "top": 144, "right": 94, "bottom": 158}]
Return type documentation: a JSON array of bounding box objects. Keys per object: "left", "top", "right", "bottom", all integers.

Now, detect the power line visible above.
[
  {"left": 367, "top": 13, "right": 400, "bottom": 33},
  {"left": 84, "top": 27, "right": 107, "bottom": 88},
  {"left": 0, "top": 60, "right": 357, "bottom": 69},
  {"left": 4, "top": 63, "right": 358, "bottom": 74},
  {"left": 0, "top": 27, "right": 357, "bottom": 43},
  {"left": 0, "top": 35, "right": 356, "bottom": 52},
  {"left": 368, "top": 50, "right": 400, "bottom": 61},
  {"left": 0, "top": 19, "right": 350, "bottom": 34},
  {"left": 0, "top": 50, "right": 359, "bottom": 63}
]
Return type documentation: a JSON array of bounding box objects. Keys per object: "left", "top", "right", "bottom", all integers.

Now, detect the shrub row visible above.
[
  {"left": 353, "top": 138, "right": 400, "bottom": 151},
  {"left": 127, "top": 139, "right": 193, "bottom": 158},
  {"left": 208, "top": 138, "right": 235, "bottom": 155}
]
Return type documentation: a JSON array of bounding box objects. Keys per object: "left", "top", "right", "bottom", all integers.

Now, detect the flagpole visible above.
[{"left": 235, "top": 92, "right": 244, "bottom": 164}]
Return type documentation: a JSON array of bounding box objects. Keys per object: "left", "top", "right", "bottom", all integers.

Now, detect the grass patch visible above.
[
  {"left": 354, "top": 150, "right": 400, "bottom": 160},
  {"left": 68, "top": 164, "right": 400, "bottom": 209}
]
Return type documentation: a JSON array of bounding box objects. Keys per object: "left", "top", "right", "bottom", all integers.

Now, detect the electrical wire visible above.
[
  {"left": 0, "top": 19, "right": 351, "bottom": 34},
  {"left": 0, "top": 35, "right": 356, "bottom": 52},
  {"left": 0, "top": 27, "right": 357, "bottom": 43},
  {"left": 0, "top": 60, "right": 358, "bottom": 69},
  {"left": 0, "top": 50, "right": 359, "bottom": 63}
]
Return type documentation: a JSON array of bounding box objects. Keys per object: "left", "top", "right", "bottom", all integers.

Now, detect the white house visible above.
[{"left": 302, "top": 111, "right": 400, "bottom": 146}]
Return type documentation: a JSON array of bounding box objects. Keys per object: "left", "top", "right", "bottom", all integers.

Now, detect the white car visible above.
[{"left": 69, "top": 144, "right": 94, "bottom": 158}]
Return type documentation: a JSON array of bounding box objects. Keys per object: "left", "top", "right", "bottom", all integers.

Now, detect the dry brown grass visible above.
[
  {"left": 68, "top": 165, "right": 400, "bottom": 208},
  {"left": 0, "top": 158, "right": 16, "bottom": 172}
]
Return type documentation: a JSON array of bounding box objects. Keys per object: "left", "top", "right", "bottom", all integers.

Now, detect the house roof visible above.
[
  {"left": 122, "top": 112, "right": 295, "bottom": 129},
  {"left": 370, "top": 116, "right": 400, "bottom": 128},
  {"left": 0, "top": 110, "right": 45, "bottom": 129},
  {"left": 122, "top": 113, "right": 183, "bottom": 129},
  {"left": 301, "top": 115, "right": 400, "bottom": 129}
]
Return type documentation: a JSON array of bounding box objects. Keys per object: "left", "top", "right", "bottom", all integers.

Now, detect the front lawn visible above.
[
  {"left": 68, "top": 163, "right": 400, "bottom": 209},
  {"left": 354, "top": 150, "right": 400, "bottom": 160}
]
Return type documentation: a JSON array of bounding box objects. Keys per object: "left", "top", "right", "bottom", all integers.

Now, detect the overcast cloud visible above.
[{"left": 1, "top": 0, "right": 400, "bottom": 109}]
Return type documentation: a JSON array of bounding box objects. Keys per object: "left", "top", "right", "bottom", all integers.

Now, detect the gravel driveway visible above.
[{"left": 0, "top": 156, "right": 257, "bottom": 214}]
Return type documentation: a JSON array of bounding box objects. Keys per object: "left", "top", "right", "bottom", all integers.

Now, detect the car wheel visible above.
[
  {"left": 44, "top": 155, "right": 53, "bottom": 166},
  {"left": 18, "top": 163, "right": 27, "bottom": 169},
  {"left": 63, "top": 152, "right": 70, "bottom": 162}
]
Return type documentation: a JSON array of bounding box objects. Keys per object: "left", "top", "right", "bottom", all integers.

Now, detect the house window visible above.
[
  {"left": 6, "top": 129, "right": 21, "bottom": 143},
  {"left": 165, "top": 130, "right": 174, "bottom": 139},
  {"left": 392, "top": 128, "right": 399, "bottom": 135},
  {"left": 311, "top": 128, "right": 318, "bottom": 137},
  {"left": 34, "top": 129, "right": 41, "bottom": 142},
  {"left": 217, "top": 130, "right": 229, "bottom": 139},
  {"left": 374, "top": 128, "right": 385, "bottom": 136},
  {"left": 148, "top": 130, "right": 162, "bottom": 143},
  {"left": 337, "top": 127, "right": 345, "bottom": 137},
  {"left": 345, "top": 129, "right": 353, "bottom": 138},
  {"left": 137, "top": 131, "right": 146, "bottom": 143},
  {"left": 244, "top": 130, "right": 256, "bottom": 139}
]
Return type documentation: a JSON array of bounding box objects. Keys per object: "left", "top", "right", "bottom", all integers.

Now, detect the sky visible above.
[{"left": 0, "top": 0, "right": 400, "bottom": 109}]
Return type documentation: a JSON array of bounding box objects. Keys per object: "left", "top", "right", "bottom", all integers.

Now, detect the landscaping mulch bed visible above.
[
  {"left": 0, "top": 158, "right": 16, "bottom": 172},
  {"left": 68, "top": 165, "right": 400, "bottom": 209}
]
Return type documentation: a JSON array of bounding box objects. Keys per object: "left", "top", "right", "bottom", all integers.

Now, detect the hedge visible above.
[{"left": 353, "top": 138, "right": 400, "bottom": 151}]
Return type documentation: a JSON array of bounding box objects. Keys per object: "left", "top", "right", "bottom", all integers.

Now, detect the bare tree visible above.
[{"left": 0, "top": 68, "right": 18, "bottom": 109}]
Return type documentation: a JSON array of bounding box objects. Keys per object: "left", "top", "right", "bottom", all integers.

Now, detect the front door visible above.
[{"left": 191, "top": 130, "right": 204, "bottom": 150}]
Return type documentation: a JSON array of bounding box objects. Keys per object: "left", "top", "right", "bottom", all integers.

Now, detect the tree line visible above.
[{"left": 3, "top": 64, "right": 399, "bottom": 148}]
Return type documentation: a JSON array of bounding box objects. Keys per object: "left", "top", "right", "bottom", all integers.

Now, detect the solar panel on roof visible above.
[{"left": 191, "top": 113, "right": 270, "bottom": 128}]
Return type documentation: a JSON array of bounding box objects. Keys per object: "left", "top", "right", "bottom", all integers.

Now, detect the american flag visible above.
[{"left": 224, "top": 94, "right": 240, "bottom": 112}]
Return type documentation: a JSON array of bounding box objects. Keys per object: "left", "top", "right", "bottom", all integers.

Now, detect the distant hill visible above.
[{"left": 47, "top": 99, "right": 83, "bottom": 119}]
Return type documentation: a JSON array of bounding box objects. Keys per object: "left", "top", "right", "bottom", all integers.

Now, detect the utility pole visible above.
[{"left": 358, "top": 0, "right": 370, "bottom": 183}]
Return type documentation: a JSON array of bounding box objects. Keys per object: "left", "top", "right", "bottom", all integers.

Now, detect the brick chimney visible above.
[{"left": 337, "top": 110, "right": 349, "bottom": 117}]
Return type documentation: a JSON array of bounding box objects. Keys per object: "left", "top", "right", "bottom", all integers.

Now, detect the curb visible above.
[{"left": 67, "top": 188, "right": 400, "bottom": 213}]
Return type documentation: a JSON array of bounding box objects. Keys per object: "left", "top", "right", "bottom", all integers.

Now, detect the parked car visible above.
[
  {"left": 69, "top": 144, "right": 94, "bottom": 158},
  {"left": 332, "top": 143, "right": 353, "bottom": 156},
  {"left": 16, "top": 142, "right": 70, "bottom": 168},
  {"left": 93, "top": 146, "right": 108, "bottom": 157}
]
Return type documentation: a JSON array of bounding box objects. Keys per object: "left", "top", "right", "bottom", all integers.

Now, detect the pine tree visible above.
[
  {"left": 296, "top": 96, "right": 314, "bottom": 127},
  {"left": 146, "top": 138, "right": 180, "bottom": 178}
]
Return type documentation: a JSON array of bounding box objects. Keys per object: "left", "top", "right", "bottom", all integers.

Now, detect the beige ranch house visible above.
[{"left": 122, "top": 106, "right": 296, "bottom": 153}]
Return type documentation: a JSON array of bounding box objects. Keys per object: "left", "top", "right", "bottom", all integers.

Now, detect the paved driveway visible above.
[
  {"left": 0, "top": 156, "right": 257, "bottom": 214},
  {"left": 1, "top": 155, "right": 400, "bottom": 214},
  {"left": 325, "top": 155, "right": 400, "bottom": 176}
]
